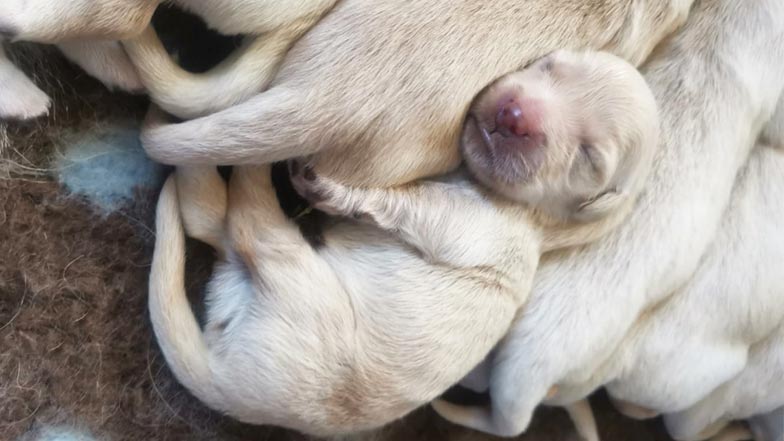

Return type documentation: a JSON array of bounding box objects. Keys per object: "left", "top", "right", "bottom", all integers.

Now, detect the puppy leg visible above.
[
  {"left": 57, "top": 40, "right": 144, "bottom": 93},
  {"left": 0, "top": 44, "right": 50, "bottom": 120},
  {"left": 174, "top": 166, "right": 227, "bottom": 253},
  {"left": 226, "top": 165, "right": 344, "bottom": 298},
  {"left": 290, "top": 163, "right": 530, "bottom": 270},
  {"left": 123, "top": 19, "right": 316, "bottom": 119},
  {"left": 565, "top": 399, "right": 600, "bottom": 441},
  {"left": 0, "top": 0, "right": 157, "bottom": 42},
  {"left": 139, "top": 86, "right": 318, "bottom": 166}
]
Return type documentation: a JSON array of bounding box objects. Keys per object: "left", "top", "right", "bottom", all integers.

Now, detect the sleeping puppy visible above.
[
  {"left": 149, "top": 50, "right": 657, "bottom": 437},
  {"left": 138, "top": 0, "right": 691, "bottom": 188},
  {"left": 429, "top": 1, "right": 784, "bottom": 437},
  {"left": 593, "top": 96, "right": 784, "bottom": 422},
  {"left": 287, "top": 50, "right": 657, "bottom": 440},
  {"left": 0, "top": 0, "right": 335, "bottom": 119}
]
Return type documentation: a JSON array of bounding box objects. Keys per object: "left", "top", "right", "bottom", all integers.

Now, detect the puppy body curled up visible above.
[
  {"left": 150, "top": 50, "right": 657, "bottom": 437},
  {"left": 139, "top": 0, "right": 691, "bottom": 188},
  {"left": 433, "top": 1, "right": 784, "bottom": 438},
  {"left": 597, "top": 97, "right": 784, "bottom": 425}
]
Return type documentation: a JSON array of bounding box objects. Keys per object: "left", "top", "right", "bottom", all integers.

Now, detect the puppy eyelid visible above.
[{"left": 580, "top": 142, "right": 601, "bottom": 173}]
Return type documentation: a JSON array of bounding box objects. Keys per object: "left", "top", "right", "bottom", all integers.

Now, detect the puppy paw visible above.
[
  {"left": 289, "top": 160, "right": 374, "bottom": 222},
  {"left": 0, "top": 64, "right": 51, "bottom": 120}
]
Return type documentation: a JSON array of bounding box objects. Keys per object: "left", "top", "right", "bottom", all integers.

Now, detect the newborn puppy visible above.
[
  {"left": 594, "top": 96, "right": 784, "bottom": 423},
  {"left": 139, "top": 0, "right": 691, "bottom": 188},
  {"left": 437, "top": 1, "right": 784, "bottom": 437},
  {"left": 148, "top": 50, "right": 657, "bottom": 438},
  {"left": 290, "top": 50, "right": 658, "bottom": 439}
]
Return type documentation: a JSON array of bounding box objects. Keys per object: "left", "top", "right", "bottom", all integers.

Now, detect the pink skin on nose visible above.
[
  {"left": 491, "top": 97, "right": 546, "bottom": 153},
  {"left": 495, "top": 98, "right": 543, "bottom": 138}
]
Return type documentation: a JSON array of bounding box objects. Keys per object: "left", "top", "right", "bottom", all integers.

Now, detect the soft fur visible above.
[
  {"left": 139, "top": 0, "right": 691, "bottom": 188},
  {"left": 432, "top": 0, "right": 784, "bottom": 437},
  {"left": 147, "top": 49, "right": 657, "bottom": 438},
  {"left": 665, "top": 319, "right": 784, "bottom": 441},
  {"left": 590, "top": 98, "right": 784, "bottom": 426},
  {"left": 122, "top": 0, "right": 338, "bottom": 118}
]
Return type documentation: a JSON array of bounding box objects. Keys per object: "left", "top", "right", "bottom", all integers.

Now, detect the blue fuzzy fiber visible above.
[
  {"left": 54, "top": 123, "right": 166, "bottom": 214},
  {"left": 25, "top": 426, "right": 98, "bottom": 441}
]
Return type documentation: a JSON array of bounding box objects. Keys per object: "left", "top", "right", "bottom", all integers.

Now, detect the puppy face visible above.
[{"left": 462, "top": 50, "right": 658, "bottom": 222}]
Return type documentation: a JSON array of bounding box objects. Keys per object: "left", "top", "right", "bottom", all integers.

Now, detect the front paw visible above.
[{"left": 288, "top": 160, "right": 372, "bottom": 222}]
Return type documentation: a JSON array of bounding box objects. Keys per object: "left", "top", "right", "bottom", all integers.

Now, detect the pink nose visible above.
[
  {"left": 496, "top": 100, "right": 530, "bottom": 138},
  {"left": 488, "top": 97, "right": 547, "bottom": 153}
]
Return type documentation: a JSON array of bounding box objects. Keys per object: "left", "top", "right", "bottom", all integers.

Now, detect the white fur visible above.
[
  {"left": 0, "top": 43, "right": 50, "bottom": 120},
  {"left": 595, "top": 97, "right": 784, "bottom": 421},
  {"left": 57, "top": 40, "right": 144, "bottom": 92},
  {"left": 435, "top": 1, "right": 784, "bottom": 437},
  {"left": 665, "top": 320, "right": 784, "bottom": 441}
]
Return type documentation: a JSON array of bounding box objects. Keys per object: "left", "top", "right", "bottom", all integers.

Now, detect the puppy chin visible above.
[{"left": 461, "top": 116, "right": 543, "bottom": 191}]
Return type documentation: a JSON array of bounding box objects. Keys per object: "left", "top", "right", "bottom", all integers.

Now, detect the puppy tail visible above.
[
  {"left": 140, "top": 85, "right": 323, "bottom": 166},
  {"left": 124, "top": 25, "right": 288, "bottom": 119},
  {"left": 149, "top": 176, "right": 221, "bottom": 407}
]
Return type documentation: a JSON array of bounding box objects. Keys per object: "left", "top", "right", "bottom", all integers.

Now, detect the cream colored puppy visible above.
[
  {"left": 287, "top": 50, "right": 657, "bottom": 440},
  {"left": 139, "top": 0, "right": 691, "bottom": 188},
  {"left": 149, "top": 50, "right": 657, "bottom": 437},
  {"left": 594, "top": 97, "right": 784, "bottom": 423},
  {"left": 431, "top": 1, "right": 784, "bottom": 437}
]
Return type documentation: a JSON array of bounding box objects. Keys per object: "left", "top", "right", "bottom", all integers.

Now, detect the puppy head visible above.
[{"left": 461, "top": 50, "right": 658, "bottom": 223}]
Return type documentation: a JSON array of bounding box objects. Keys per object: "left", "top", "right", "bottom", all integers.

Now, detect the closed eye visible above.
[{"left": 580, "top": 142, "right": 601, "bottom": 173}]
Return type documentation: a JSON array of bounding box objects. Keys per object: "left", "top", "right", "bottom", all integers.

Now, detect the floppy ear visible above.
[{"left": 573, "top": 189, "right": 629, "bottom": 223}]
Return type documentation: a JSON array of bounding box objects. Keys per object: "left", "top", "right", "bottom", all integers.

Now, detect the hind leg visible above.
[
  {"left": 0, "top": 44, "right": 50, "bottom": 120},
  {"left": 226, "top": 165, "right": 345, "bottom": 301}
]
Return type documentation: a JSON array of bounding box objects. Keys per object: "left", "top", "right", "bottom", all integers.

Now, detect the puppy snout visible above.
[
  {"left": 493, "top": 98, "right": 546, "bottom": 150},
  {"left": 495, "top": 100, "right": 526, "bottom": 138}
]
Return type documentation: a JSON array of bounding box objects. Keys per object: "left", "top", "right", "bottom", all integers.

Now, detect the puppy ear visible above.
[{"left": 573, "top": 189, "right": 628, "bottom": 223}]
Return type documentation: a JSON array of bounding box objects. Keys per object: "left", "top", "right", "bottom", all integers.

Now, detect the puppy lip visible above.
[{"left": 0, "top": 25, "right": 18, "bottom": 39}]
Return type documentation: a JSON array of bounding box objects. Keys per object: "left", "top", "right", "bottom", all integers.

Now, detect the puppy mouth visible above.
[{"left": 463, "top": 115, "right": 543, "bottom": 184}]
